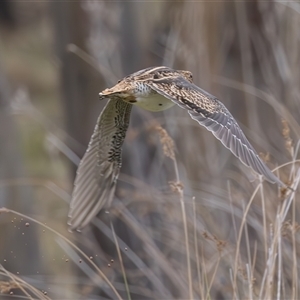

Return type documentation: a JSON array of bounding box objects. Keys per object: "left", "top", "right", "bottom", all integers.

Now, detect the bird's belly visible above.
[{"left": 134, "top": 94, "right": 175, "bottom": 112}]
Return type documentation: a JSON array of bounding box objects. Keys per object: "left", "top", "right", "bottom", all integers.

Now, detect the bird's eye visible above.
[
  {"left": 153, "top": 73, "right": 159, "bottom": 79},
  {"left": 117, "top": 80, "right": 121, "bottom": 83}
]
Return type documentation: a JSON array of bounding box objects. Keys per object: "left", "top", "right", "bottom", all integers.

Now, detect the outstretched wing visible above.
[
  {"left": 147, "top": 76, "right": 286, "bottom": 187},
  {"left": 68, "top": 99, "right": 132, "bottom": 231}
]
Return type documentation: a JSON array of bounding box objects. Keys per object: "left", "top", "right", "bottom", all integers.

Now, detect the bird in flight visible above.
[{"left": 68, "top": 66, "right": 288, "bottom": 231}]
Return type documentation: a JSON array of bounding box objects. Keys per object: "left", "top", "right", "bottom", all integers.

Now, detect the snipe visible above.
[{"left": 68, "top": 66, "right": 290, "bottom": 231}]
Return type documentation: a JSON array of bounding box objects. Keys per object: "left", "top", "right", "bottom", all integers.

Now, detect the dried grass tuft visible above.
[{"left": 152, "top": 125, "right": 175, "bottom": 160}]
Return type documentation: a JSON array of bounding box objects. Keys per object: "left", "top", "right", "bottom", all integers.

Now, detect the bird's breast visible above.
[
  {"left": 133, "top": 85, "right": 174, "bottom": 111},
  {"left": 134, "top": 91, "right": 175, "bottom": 112}
]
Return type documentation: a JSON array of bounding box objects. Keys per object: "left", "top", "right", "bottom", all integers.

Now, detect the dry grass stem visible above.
[{"left": 0, "top": 208, "right": 123, "bottom": 300}]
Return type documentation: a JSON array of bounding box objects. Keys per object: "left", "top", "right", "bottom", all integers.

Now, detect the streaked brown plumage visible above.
[{"left": 68, "top": 66, "right": 288, "bottom": 231}]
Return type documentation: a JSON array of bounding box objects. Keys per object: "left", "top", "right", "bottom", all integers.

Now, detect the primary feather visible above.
[
  {"left": 68, "top": 98, "right": 132, "bottom": 231},
  {"left": 146, "top": 74, "right": 285, "bottom": 187}
]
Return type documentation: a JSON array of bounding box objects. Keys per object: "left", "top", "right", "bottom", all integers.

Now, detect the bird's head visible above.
[{"left": 99, "top": 79, "right": 132, "bottom": 100}]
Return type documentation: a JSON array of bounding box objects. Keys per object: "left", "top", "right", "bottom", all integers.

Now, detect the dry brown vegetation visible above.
[{"left": 0, "top": 1, "right": 300, "bottom": 299}]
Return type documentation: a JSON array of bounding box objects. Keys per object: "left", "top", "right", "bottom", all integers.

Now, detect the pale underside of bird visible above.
[{"left": 68, "top": 66, "right": 288, "bottom": 231}]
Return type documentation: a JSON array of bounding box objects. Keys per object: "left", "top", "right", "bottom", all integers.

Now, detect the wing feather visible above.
[
  {"left": 147, "top": 76, "right": 286, "bottom": 187},
  {"left": 68, "top": 98, "right": 132, "bottom": 231}
]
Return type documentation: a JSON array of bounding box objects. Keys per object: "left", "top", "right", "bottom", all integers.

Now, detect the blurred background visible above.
[{"left": 0, "top": 1, "right": 299, "bottom": 299}]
